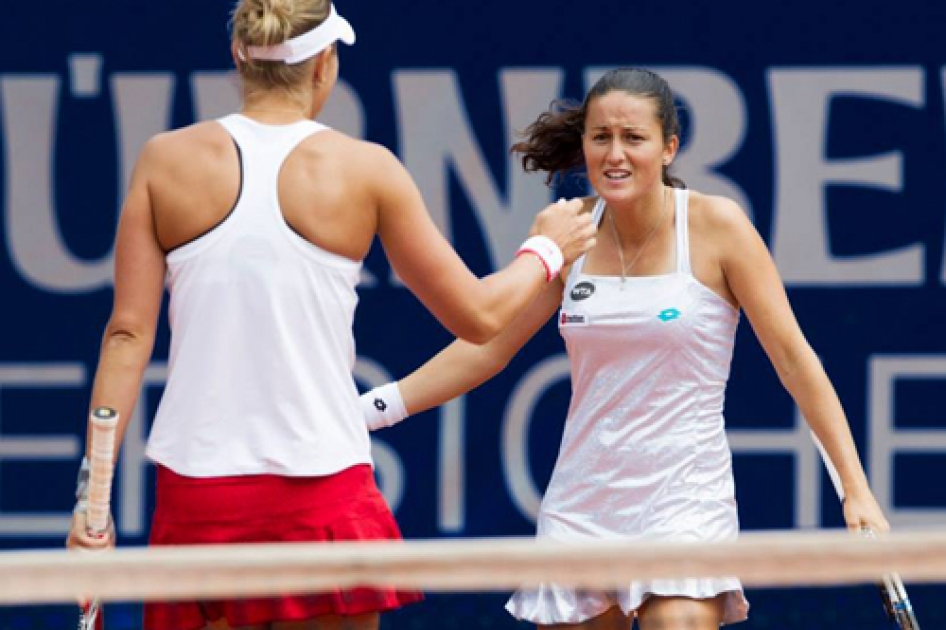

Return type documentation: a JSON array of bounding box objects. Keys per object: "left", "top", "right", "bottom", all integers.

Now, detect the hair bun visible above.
[{"left": 233, "top": 0, "right": 296, "bottom": 47}]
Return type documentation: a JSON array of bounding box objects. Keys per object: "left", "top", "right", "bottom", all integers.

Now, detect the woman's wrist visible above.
[
  {"left": 516, "top": 235, "right": 564, "bottom": 282},
  {"left": 839, "top": 467, "right": 873, "bottom": 500},
  {"left": 360, "top": 382, "right": 408, "bottom": 431}
]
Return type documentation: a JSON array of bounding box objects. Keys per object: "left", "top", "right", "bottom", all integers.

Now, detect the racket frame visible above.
[{"left": 810, "top": 430, "right": 920, "bottom": 629}]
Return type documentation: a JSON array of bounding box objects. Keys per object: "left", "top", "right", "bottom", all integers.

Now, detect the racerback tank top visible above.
[{"left": 146, "top": 114, "right": 370, "bottom": 477}]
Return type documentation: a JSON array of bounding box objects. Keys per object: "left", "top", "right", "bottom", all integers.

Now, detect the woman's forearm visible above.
[
  {"left": 399, "top": 340, "right": 510, "bottom": 416},
  {"left": 86, "top": 326, "right": 156, "bottom": 458},
  {"left": 367, "top": 282, "right": 563, "bottom": 427},
  {"left": 777, "top": 349, "right": 871, "bottom": 497}
]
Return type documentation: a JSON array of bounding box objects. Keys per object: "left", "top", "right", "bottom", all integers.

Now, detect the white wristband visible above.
[
  {"left": 516, "top": 235, "right": 564, "bottom": 282},
  {"left": 360, "top": 382, "right": 408, "bottom": 431}
]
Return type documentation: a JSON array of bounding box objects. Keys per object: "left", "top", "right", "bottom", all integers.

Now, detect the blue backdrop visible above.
[{"left": 0, "top": 0, "right": 944, "bottom": 627}]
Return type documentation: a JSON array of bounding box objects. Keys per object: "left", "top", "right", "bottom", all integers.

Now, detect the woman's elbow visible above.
[
  {"left": 466, "top": 318, "right": 509, "bottom": 345},
  {"left": 484, "top": 354, "right": 513, "bottom": 381},
  {"left": 101, "top": 319, "right": 156, "bottom": 354},
  {"left": 448, "top": 309, "right": 505, "bottom": 345},
  {"left": 771, "top": 342, "right": 820, "bottom": 388}
]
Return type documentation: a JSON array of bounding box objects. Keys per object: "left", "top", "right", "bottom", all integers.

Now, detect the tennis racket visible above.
[
  {"left": 78, "top": 407, "right": 119, "bottom": 630},
  {"left": 810, "top": 430, "right": 920, "bottom": 629}
]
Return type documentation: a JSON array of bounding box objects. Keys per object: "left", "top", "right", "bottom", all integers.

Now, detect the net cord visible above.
[{"left": 2, "top": 529, "right": 945, "bottom": 605}]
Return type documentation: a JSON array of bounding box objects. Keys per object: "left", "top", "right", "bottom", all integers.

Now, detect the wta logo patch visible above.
[
  {"left": 560, "top": 312, "right": 588, "bottom": 326},
  {"left": 570, "top": 281, "right": 596, "bottom": 302}
]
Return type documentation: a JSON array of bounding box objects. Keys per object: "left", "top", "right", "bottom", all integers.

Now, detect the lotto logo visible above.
[{"left": 658, "top": 308, "right": 681, "bottom": 322}]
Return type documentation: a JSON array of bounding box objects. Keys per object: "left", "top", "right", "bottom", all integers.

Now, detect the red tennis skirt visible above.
[{"left": 144, "top": 464, "right": 422, "bottom": 630}]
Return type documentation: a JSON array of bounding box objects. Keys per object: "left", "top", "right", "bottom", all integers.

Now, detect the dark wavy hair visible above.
[{"left": 511, "top": 68, "right": 683, "bottom": 187}]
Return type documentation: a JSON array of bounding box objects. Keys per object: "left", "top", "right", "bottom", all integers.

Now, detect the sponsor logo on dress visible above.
[
  {"left": 570, "top": 281, "right": 596, "bottom": 302},
  {"left": 658, "top": 308, "right": 681, "bottom": 322},
  {"left": 560, "top": 312, "right": 588, "bottom": 326}
]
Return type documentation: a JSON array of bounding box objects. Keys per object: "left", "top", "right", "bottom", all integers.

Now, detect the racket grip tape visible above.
[{"left": 86, "top": 407, "right": 118, "bottom": 537}]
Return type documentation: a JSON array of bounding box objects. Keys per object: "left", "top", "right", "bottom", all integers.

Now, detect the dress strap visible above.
[
  {"left": 674, "top": 188, "right": 691, "bottom": 274},
  {"left": 569, "top": 198, "right": 607, "bottom": 279}
]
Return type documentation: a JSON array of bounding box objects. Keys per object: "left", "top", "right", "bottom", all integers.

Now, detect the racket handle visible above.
[{"left": 87, "top": 407, "right": 118, "bottom": 536}]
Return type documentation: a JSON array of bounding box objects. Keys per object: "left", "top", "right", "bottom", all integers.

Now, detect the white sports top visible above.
[
  {"left": 547, "top": 188, "right": 740, "bottom": 536},
  {"left": 507, "top": 188, "right": 748, "bottom": 625},
  {"left": 146, "top": 114, "right": 370, "bottom": 477}
]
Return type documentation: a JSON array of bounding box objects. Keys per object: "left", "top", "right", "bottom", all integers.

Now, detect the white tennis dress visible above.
[{"left": 507, "top": 189, "right": 749, "bottom": 624}]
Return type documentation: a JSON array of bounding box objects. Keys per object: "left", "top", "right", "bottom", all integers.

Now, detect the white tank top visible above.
[
  {"left": 542, "top": 188, "right": 741, "bottom": 538},
  {"left": 146, "top": 114, "right": 370, "bottom": 477}
]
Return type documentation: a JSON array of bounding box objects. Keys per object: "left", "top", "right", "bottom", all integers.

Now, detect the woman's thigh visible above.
[
  {"left": 636, "top": 595, "right": 724, "bottom": 630},
  {"left": 543, "top": 605, "right": 632, "bottom": 630}
]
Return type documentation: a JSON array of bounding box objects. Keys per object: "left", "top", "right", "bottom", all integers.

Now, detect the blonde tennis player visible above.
[
  {"left": 361, "top": 67, "right": 890, "bottom": 630},
  {"left": 65, "top": 1, "right": 596, "bottom": 629}
]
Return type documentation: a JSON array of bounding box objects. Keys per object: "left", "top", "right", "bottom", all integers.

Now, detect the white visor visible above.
[{"left": 245, "top": 4, "right": 355, "bottom": 65}]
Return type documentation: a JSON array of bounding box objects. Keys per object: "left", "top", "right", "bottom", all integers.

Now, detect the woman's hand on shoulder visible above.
[
  {"left": 555, "top": 197, "right": 598, "bottom": 279},
  {"left": 528, "top": 197, "right": 596, "bottom": 267}
]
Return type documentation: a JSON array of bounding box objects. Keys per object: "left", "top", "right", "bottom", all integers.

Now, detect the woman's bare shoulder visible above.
[
  {"left": 295, "top": 129, "right": 402, "bottom": 173},
  {"left": 686, "top": 189, "right": 750, "bottom": 232},
  {"left": 138, "top": 121, "right": 233, "bottom": 166}
]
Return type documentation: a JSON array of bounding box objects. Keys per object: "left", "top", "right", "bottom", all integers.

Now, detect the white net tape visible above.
[{"left": 2, "top": 529, "right": 945, "bottom": 605}]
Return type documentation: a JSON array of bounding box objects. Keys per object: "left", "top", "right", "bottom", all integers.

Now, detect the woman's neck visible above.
[
  {"left": 608, "top": 185, "right": 671, "bottom": 242},
  {"left": 241, "top": 91, "right": 313, "bottom": 123}
]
